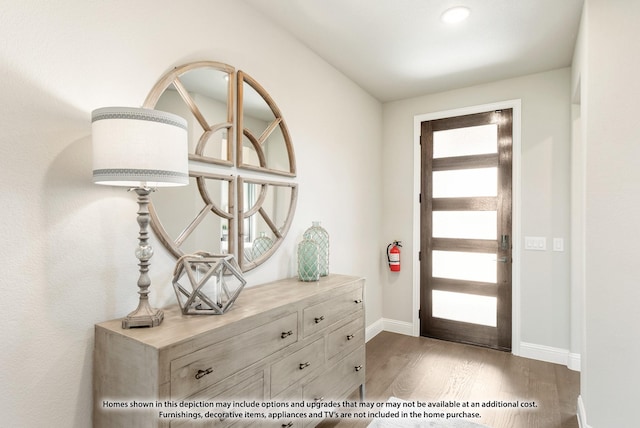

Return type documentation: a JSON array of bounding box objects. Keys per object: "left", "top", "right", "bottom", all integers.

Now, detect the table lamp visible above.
[{"left": 91, "top": 107, "right": 189, "bottom": 328}]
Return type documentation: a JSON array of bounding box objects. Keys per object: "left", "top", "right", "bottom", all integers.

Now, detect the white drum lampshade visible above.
[{"left": 91, "top": 107, "right": 189, "bottom": 187}]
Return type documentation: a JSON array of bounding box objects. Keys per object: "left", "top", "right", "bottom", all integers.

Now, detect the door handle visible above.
[{"left": 500, "top": 235, "right": 510, "bottom": 250}]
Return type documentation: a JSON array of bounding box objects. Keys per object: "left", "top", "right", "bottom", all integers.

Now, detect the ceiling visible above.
[{"left": 243, "top": 0, "right": 584, "bottom": 102}]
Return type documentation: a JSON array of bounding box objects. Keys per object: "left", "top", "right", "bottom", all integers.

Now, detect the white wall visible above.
[
  {"left": 0, "top": 1, "right": 383, "bottom": 426},
  {"left": 574, "top": 1, "right": 640, "bottom": 426},
  {"left": 382, "top": 69, "right": 573, "bottom": 353}
]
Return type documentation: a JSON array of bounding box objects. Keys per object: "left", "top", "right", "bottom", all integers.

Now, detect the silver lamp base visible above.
[
  {"left": 122, "top": 305, "right": 164, "bottom": 329},
  {"left": 121, "top": 187, "right": 164, "bottom": 329}
]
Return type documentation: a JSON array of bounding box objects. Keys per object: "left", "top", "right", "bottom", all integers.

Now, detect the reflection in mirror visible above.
[
  {"left": 239, "top": 178, "right": 297, "bottom": 271},
  {"left": 238, "top": 71, "right": 296, "bottom": 176},
  {"left": 149, "top": 173, "right": 235, "bottom": 258},
  {"left": 148, "top": 62, "right": 234, "bottom": 166}
]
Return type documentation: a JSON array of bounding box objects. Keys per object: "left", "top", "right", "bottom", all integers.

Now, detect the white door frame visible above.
[{"left": 412, "top": 99, "right": 522, "bottom": 355}]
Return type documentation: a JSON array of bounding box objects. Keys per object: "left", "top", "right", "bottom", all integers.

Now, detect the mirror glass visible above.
[
  {"left": 239, "top": 180, "right": 297, "bottom": 269},
  {"left": 145, "top": 62, "right": 297, "bottom": 272},
  {"left": 155, "top": 67, "right": 232, "bottom": 164},
  {"left": 238, "top": 72, "right": 296, "bottom": 176},
  {"left": 150, "top": 174, "right": 233, "bottom": 258}
]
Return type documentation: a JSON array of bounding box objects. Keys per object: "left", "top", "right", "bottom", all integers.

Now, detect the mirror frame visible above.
[
  {"left": 148, "top": 172, "right": 236, "bottom": 260},
  {"left": 237, "top": 70, "right": 297, "bottom": 177},
  {"left": 238, "top": 177, "right": 298, "bottom": 271},
  {"left": 142, "top": 61, "right": 297, "bottom": 272},
  {"left": 144, "top": 60, "right": 235, "bottom": 166}
]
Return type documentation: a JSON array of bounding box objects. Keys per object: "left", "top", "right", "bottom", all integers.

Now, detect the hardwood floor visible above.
[{"left": 318, "top": 332, "right": 580, "bottom": 428}]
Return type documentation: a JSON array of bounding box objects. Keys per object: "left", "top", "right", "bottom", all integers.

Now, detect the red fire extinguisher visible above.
[{"left": 387, "top": 241, "right": 402, "bottom": 272}]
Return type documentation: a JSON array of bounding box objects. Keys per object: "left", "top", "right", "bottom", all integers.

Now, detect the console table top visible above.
[{"left": 95, "top": 273, "right": 364, "bottom": 349}]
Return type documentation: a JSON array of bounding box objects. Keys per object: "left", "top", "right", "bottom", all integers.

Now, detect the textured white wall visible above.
[
  {"left": 576, "top": 1, "right": 640, "bottom": 426},
  {"left": 0, "top": 0, "right": 383, "bottom": 426},
  {"left": 381, "top": 68, "right": 573, "bottom": 350}
]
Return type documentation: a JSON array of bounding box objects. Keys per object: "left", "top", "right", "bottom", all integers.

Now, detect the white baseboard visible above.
[
  {"left": 382, "top": 318, "right": 414, "bottom": 336},
  {"left": 519, "top": 342, "right": 581, "bottom": 371},
  {"left": 366, "top": 318, "right": 414, "bottom": 342},
  {"left": 567, "top": 352, "right": 581, "bottom": 372},
  {"left": 577, "top": 395, "right": 590, "bottom": 428},
  {"left": 365, "top": 318, "right": 384, "bottom": 342}
]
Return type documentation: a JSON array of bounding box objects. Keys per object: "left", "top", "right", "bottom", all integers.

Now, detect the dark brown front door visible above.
[{"left": 420, "top": 109, "right": 513, "bottom": 351}]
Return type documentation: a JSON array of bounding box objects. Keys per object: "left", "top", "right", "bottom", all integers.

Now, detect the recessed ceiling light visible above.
[{"left": 441, "top": 6, "right": 471, "bottom": 24}]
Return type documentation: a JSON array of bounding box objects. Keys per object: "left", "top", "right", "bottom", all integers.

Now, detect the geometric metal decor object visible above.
[{"left": 172, "top": 253, "right": 246, "bottom": 315}]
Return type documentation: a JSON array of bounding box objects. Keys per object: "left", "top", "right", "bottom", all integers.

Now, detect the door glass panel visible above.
[
  {"left": 433, "top": 124, "right": 497, "bottom": 158},
  {"left": 433, "top": 211, "right": 497, "bottom": 240},
  {"left": 432, "top": 167, "right": 497, "bottom": 198},
  {"left": 432, "top": 290, "right": 497, "bottom": 327},
  {"left": 432, "top": 250, "right": 497, "bottom": 283}
]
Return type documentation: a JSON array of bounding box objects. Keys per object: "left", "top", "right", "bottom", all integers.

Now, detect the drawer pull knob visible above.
[
  {"left": 299, "top": 362, "right": 311, "bottom": 370},
  {"left": 195, "top": 367, "right": 213, "bottom": 379},
  {"left": 315, "top": 396, "right": 325, "bottom": 402},
  {"left": 354, "top": 299, "right": 363, "bottom": 304},
  {"left": 282, "top": 423, "right": 293, "bottom": 428},
  {"left": 281, "top": 330, "right": 294, "bottom": 339},
  {"left": 346, "top": 334, "right": 355, "bottom": 341},
  {"left": 355, "top": 365, "right": 363, "bottom": 372},
  {"left": 314, "top": 316, "right": 325, "bottom": 323}
]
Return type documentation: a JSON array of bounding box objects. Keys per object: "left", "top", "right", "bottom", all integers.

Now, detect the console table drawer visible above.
[
  {"left": 172, "top": 372, "right": 264, "bottom": 428},
  {"left": 270, "top": 338, "right": 325, "bottom": 397},
  {"left": 303, "top": 287, "right": 363, "bottom": 337},
  {"left": 171, "top": 312, "right": 298, "bottom": 399},
  {"left": 327, "top": 313, "right": 364, "bottom": 360},
  {"left": 303, "top": 346, "right": 365, "bottom": 403}
]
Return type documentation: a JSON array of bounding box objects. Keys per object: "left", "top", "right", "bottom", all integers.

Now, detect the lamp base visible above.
[{"left": 122, "top": 305, "right": 164, "bottom": 329}]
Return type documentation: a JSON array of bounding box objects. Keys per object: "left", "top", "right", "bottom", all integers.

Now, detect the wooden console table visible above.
[{"left": 94, "top": 274, "right": 365, "bottom": 427}]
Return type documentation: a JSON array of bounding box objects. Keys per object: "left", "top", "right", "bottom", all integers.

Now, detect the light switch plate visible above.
[
  {"left": 553, "top": 238, "right": 564, "bottom": 252},
  {"left": 524, "top": 236, "right": 546, "bottom": 251}
]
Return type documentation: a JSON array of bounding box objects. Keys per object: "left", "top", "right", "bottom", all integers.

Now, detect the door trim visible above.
[{"left": 411, "top": 99, "right": 522, "bottom": 356}]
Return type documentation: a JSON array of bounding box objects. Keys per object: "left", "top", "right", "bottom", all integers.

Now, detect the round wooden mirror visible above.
[{"left": 144, "top": 61, "right": 297, "bottom": 272}]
